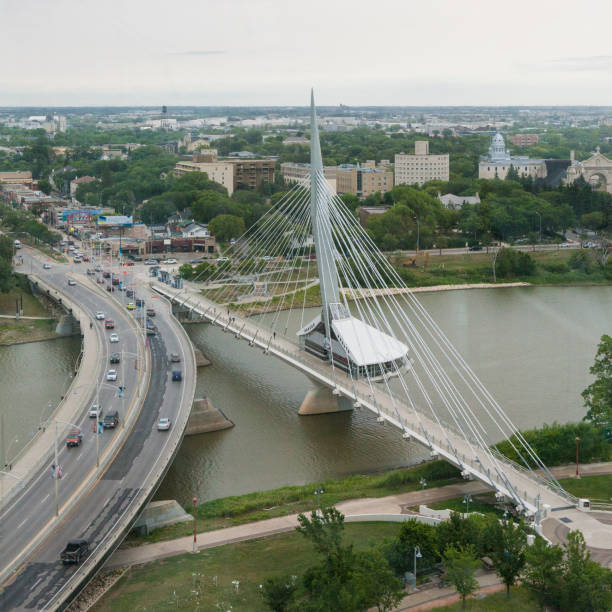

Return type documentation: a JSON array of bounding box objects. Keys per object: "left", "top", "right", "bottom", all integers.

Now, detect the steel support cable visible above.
[
  {"left": 327, "top": 198, "right": 509, "bottom": 468},
  {"left": 206, "top": 189, "right": 311, "bottom": 307},
  {"left": 326, "top": 195, "right": 479, "bottom": 459},
  {"left": 328, "top": 198, "right": 540, "bottom": 500}
]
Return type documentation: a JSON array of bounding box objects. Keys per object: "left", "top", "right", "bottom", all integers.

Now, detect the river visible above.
[
  {"left": 1, "top": 286, "right": 610, "bottom": 505},
  {"left": 155, "top": 285, "right": 612, "bottom": 505},
  {"left": 0, "top": 336, "right": 82, "bottom": 466}
]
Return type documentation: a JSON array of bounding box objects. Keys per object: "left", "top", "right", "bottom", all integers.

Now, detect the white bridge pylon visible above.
[{"left": 160, "top": 91, "right": 581, "bottom": 521}]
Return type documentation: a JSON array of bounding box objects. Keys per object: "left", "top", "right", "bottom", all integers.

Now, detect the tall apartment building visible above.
[
  {"left": 394, "top": 141, "right": 450, "bottom": 186},
  {"left": 280, "top": 162, "right": 337, "bottom": 193},
  {"left": 335, "top": 165, "right": 394, "bottom": 198},
  {"left": 509, "top": 133, "right": 539, "bottom": 147},
  {"left": 174, "top": 158, "right": 274, "bottom": 195}
]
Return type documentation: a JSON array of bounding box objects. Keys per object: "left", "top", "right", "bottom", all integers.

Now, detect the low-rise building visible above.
[
  {"left": 438, "top": 193, "right": 481, "bottom": 210},
  {"left": 358, "top": 206, "right": 391, "bottom": 228},
  {"left": 70, "top": 176, "right": 98, "bottom": 198},
  {"left": 509, "top": 133, "right": 539, "bottom": 147},
  {"left": 565, "top": 147, "right": 612, "bottom": 193},
  {"left": 478, "top": 133, "right": 546, "bottom": 180},
  {"left": 0, "top": 171, "right": 34, "bottom": 186},
  {"left": 394, "top": 141, "right": 450, "bottom": 186},
  {"left": 280, "top": 162, "right": 337, "bottom": 193},
  {"left": 181, "top": 222, "right": 210, "bottom": 238},
  {"left": 336, "top": 164, "right": 394, "bottom": 198}
]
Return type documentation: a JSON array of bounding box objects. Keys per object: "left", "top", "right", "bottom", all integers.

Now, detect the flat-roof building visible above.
[{"left": 394, "top": 141, "right": 449, "bottom": 186}]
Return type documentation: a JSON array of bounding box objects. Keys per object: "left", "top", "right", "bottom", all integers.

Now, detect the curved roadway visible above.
[{"left": 0, "top": 246, "right": 196, "bottom": 610}]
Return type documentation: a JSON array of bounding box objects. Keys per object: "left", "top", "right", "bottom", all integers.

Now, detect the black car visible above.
[
  {"left": 135, "top": 298, "right": 145, "bottom": 307},
  {"left": 469, "top": 245, "right": 483, "bottom": 251},
  {"left": 103, "top": 410, "right": 119, "bottom": 428},
  {"left": 126, "top": 289, "right": 134, "bottom": 298},
  {"left": 172, "top": 370, "right": 182, "bottom": 381},
  {"left": 110, "top": 353, "right": 120, "bottom": 364},
  {"left": 61, "top": 539, "right": 89, "bottom": 564}
]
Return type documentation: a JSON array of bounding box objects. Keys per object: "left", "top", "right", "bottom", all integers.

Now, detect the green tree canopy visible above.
[{"left": 582, "top": 334, "right": 612, "bottom": 427}]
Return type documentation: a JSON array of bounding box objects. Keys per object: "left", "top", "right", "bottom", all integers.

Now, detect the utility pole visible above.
[
  {"left": 54, "top": 420, "right": 59, "bottom": 516},
  {"left": 192, "top": 497, "right": 198, "bottom": 553},
  {"left": 535, "top": 211, "right": 542, "bottom": 243}
]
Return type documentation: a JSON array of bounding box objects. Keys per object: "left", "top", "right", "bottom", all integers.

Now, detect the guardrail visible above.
[
  {"left": 46, "top": 283, "right": 197, "bottom": 611},
  {"left": 0, "top": 275, "right": 151, "bottom": 590}
]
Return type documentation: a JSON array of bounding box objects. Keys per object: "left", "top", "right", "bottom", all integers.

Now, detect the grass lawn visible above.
[
  {"left": 559, "top": 474, "right": 612, "bottom": 502},
  {"left": 0, "top": 275, "right": 49, "bottom": 317},
  {"left": 433, "top": 586, "right": 537, "bottom": 611},
  {"left": 128, "top": 461, "right": 460, "bottom": 545},
  {"left": 94, "top": 522, "right": 401, "bottom": 611},
  {"left": 425, "top": 493, "right": 505, "bottom": 518},
  {"left": 388, "top": 248, "right": 612, "bottom": 288}
]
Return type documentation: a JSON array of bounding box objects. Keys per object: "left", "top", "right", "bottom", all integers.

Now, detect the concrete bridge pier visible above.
[{"left": 298, "top": 383, "right": 353, "bottom": 415}]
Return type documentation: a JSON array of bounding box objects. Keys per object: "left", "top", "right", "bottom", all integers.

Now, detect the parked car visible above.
[
  {"left": 95, "top": 311, "right": 105, "bottom": 320},
  {"left": 162, "top": 258, "right": 177, "bottom": 264},
  {"left": 43, "top": 263, "right": 51, "bottom": 269},
  {"left": 68, "top": 279, "right": 76, "bottom": 286},
  {"left": 170, "top": 353, "right": 180, "bottom": 362},
  {"left": 82, "top": 256, "right": 90, "bottom": 262},
  {"left": 172, "top": 370, "right": 182, "bottom": 381},
  {"left": 469, "top": 245, "right": 483, "bottom": 251},
  {"left": 88, "top": 404, "right": 101, "bottom": 418},
  {"left": 66, "top": 428, "right": 83, "bottom": 447},
  {"left": 103, "top": 271, "right": 111, "bottom": 278},
  {"left": 190, "top": 258, "right": 204, "bottom": 264},
  {"left": 103, "top": 410, "right": 119, "bottom": 428},
  {"left": 123, "top": 261, "right": 134, "bottom": 267},
  {"left": 109, "top": 333, "right": 119, "bottom": 343},
  {"left": 61, "top": 539, "right": 89, "bottom": 564},
  {"left": 216, "top": 257, "right": 229, "bottom": 262},
  {"left": 106, "top": 369, "right": 117, "bottom": 381},
  {"left": 146, "top": 308, "right": 155, "bottom": 317},
  {"left": 110, "top": 353, "right": 120, "bottom": 364},
  {"left": 104, "top": 319, "right": 115, "bottom": 329},
  {"left": 94, "top": 265, "right": 102, "bottom": 272},
  {"left": 157, "top": 417, "right": 171, "bottom": 431},
  {"left": 144, "top": 259, "right": 159, "bottom": 265}
]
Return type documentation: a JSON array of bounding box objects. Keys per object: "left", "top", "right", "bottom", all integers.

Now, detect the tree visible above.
[
  {"left": 384, "top": 518, "right": 438, "bottom": 576},
  {"left": 209, "top": 214, "right": 245, "bottom": 242},
  {"left": 560, "top": 531, "right": 612, "bottom": 612},
  {"left": 489, "top": 519, "right": 527, "bottom": 598},
  {"left": 37, "top": 177, "right": 52, "bottom": 194},
  {"left": 443, "top": 545, "right": 480, "bottom": 609},
  {"left": 521, "top": 537, "right": 564, "bottom": 610},
  {"left": 582, "top": 334, "right": 612, "bottom": 427},
  {"left": 178, "top": 263, "right": 194, "bottom": 280},
  {"left": 352, "top": 548, "right": 404, "bottom": 612},
  {"left": 260, "top": 574, "right": 297, "bottom": 612}
]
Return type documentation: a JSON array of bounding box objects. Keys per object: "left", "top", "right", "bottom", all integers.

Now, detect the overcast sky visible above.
[{"left": 2, "top": 0, "right": 612, "bottom": 107}]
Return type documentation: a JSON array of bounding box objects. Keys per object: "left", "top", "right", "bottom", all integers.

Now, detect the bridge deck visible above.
[{"left": 154, "top": 281, "right": 612, "bottom": 551}]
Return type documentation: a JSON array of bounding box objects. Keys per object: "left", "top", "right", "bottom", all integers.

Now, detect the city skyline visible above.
[{"left": 3, "top": 0, "right": 612, "bottom": 106}]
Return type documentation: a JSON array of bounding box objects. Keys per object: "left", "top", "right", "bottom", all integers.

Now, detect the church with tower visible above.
[{"left": 478, "top": 133, "right": 547, "bottom": 180}]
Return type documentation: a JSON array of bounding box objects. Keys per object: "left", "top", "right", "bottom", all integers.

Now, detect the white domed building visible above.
[{"left": 478, "top": 133, "right": 547, "bottom": 180}]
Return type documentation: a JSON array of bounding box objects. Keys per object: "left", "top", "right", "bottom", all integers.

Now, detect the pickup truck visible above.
[
  {"left": 61, "top": 539, "right": 88, "bottom": 564},
  {"left": 66, "top": 428, "right": 83, "bottom": 447}
]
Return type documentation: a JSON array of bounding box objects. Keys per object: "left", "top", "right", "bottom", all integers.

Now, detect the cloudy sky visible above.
[{"left": 2, "top": 0, "right": 612, "bottom": 106}]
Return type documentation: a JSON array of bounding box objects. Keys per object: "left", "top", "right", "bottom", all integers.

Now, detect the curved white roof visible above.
[{"left": 332, "top": 316, "right": 408, "bottom": 367}]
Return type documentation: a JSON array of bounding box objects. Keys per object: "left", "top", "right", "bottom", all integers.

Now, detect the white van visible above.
[{"left": 14, "top": 240, "right": 21, "bottom": 249}]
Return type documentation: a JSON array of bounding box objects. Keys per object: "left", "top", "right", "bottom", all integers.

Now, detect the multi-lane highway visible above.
[{"left": 0, "top": 246, "right": 196, "bottom": 610}]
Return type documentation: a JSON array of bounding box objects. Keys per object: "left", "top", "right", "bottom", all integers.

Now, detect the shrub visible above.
[
  {"left": 543, "top": 261, "right": 570, "bottom": 274},
  {"left": 568, "top": 250, "right": 594, "bottom": 273},
  {"left": 494, "top": 421, "right": 608, "bottom": 468}
]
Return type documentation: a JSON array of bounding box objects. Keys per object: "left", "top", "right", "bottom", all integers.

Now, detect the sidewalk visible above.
[{"left": 107, "top": 480, "right": 489, "bottom": 568}]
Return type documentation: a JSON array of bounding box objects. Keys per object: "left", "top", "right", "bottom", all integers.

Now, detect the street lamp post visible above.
[
  {"left": 463, "top": 494, "right": 473, "bottom": 515},
  {"left": 54, "top": 420, "right": 59, "bottom": 516},
  {"left": 535, "top": 211, "right": 542, "bottom": 244},
  {"left": 575, "top": 436, "right": 580, "bottom": 477},
  {"left": 413, "top": 215, "right": 420, "bottom": 252},
  {"left": 413, "top": 546, "right": 422, "bottom": 592},
  {"left": 314, "top": 487, "right": 324, "bottom": 513},
  {"left": 419, "top": 477, "right": 427, "bottom": 491},
  {"left": 192, "top": 496, "right": 198, "bottom": 554}
]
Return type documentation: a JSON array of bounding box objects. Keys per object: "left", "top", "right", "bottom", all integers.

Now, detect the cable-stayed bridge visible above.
[{"left": 154, "top": 92, "right": 612, "bottom": 547}]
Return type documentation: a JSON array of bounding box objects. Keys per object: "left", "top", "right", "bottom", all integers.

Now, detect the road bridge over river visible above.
[{"left": 0, "top": 247, "right": 196, "bottom": 610}]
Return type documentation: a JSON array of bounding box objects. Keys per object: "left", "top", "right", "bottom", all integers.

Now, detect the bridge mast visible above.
[{"left": 310, "top": 89, "right": 340, "bottom": 338}]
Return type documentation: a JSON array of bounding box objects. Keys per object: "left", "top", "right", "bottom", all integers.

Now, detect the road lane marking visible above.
[
  {"left": 17, "top": 519, "right": 27, "bottom": 529},
  {"left": 39, "top": 494, "right": 50, "bottom": 505},
  {"left": 30, "top": 577, "right": 43, "bottom": 591}
]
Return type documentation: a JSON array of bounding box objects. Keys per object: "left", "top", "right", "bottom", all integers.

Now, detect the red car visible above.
[
  {"left": 106, "top": 285, "right": 115, "bottom": 292},
  {"left": 104, "top": 319, "right": 115, "bottom": 329},
  {"left": 66, "top": 428, "right": 83, "bottom": 447},
  {"left": 123, "top": 261, "right": 134, "bottom": 267}
]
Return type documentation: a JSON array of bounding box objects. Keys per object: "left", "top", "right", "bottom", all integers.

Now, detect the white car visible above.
[
  {"left": 95, "top": 312, "right": 105, "bottom": 320},
  {"left": 262, "top": 255, "right": 273, "bottom": 261},
  {"left": 560, "top": 242, "right": 570, "bottom": 248},
  {"left": 107, "top": 369, "right": 117, "bottom": 381},
  {"left": 216, "top": 257, "right": 229, "bottom": 262},
  {"left": 68, "top": 279, "right": 76, "bottom": 286},
  {"left": 157, "top": 417, "right": 171, "bottom": 431},
  {"left": 88, "top": 404, "right": 102, "bottom": 418},
  {"left": 109, "top": 333, "right": 119, "bottom": 343},
  {"left": 43, "top": 263, "right": 51, "bottom": 269},
  {"left": 162, "top": 258, "right": 177, "bottom": 264}
]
